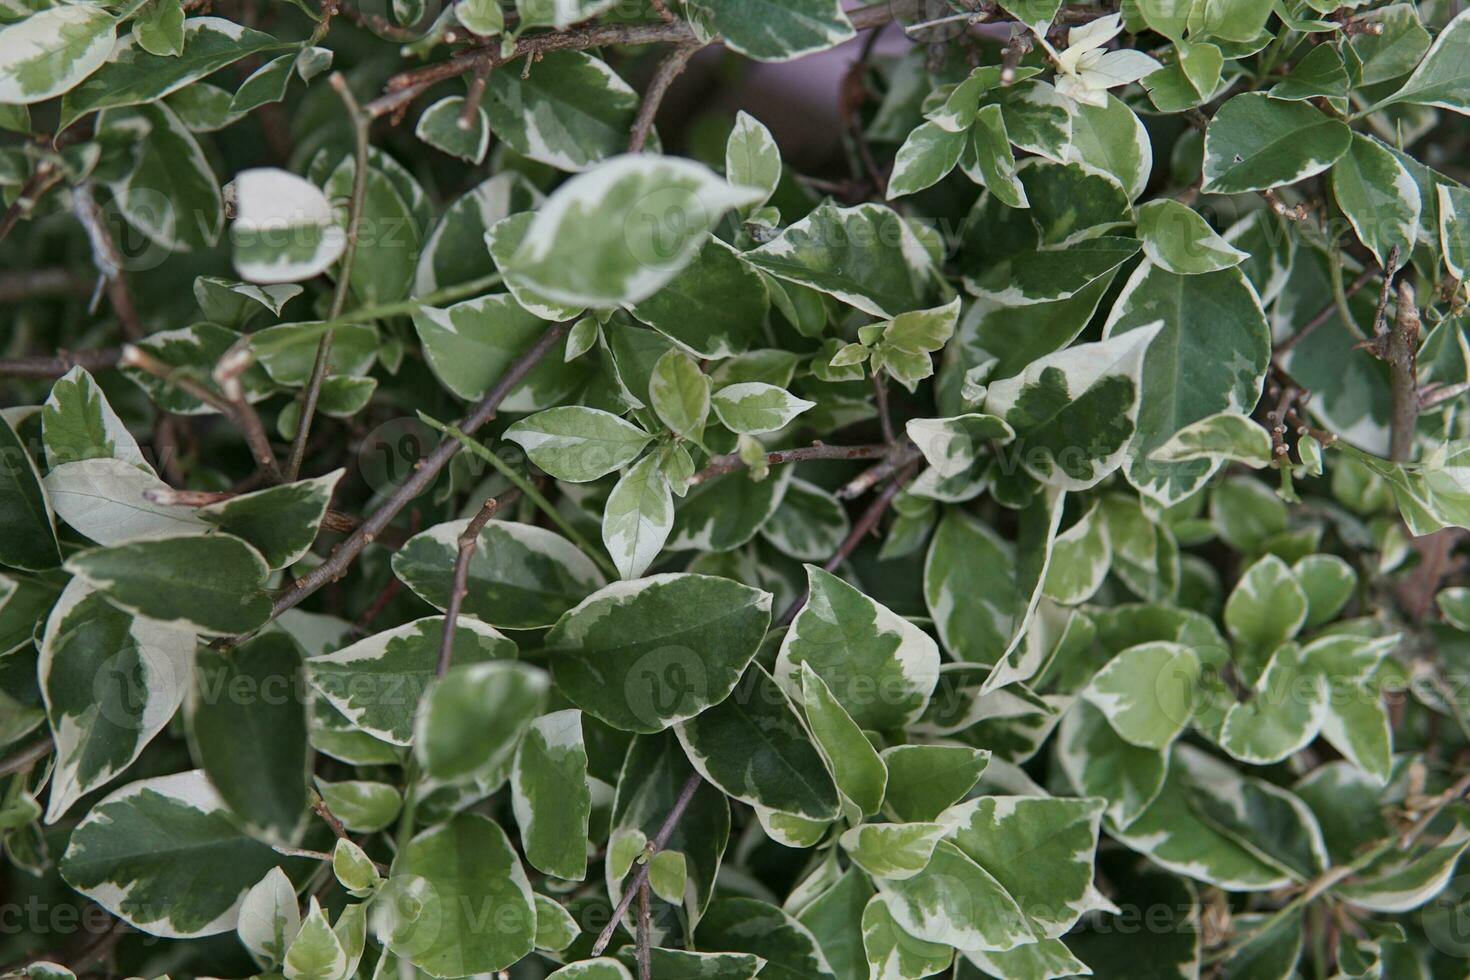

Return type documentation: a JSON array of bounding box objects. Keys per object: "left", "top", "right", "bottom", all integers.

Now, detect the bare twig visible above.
[
  {"left": 872, "top": 373, "right": 896, "bottom": 446},
  {"left": 270, "top": 320, "right": 574, "bottom": 623},
  {"left": 636, "top": 878, "right": 652, "bottom": 980},
  {"left": 215, "top": 347, "right": 281, "bottom": 483},
  {"left": 836, "top": 445, "right": 924, "bottom": 499},
  {"left": 0, "top": 348, "right": 123, "bottom": 378},
  {"left": 0, "top": 737, "right": 53, "bottom": 778},
  {"left": 690, "top": 443, "right": 890, "bottom": 485},
  {"left": 1274, "top": 264, "right": 1377, "bottom": 359},
  {"left": 0, "top": 268, "right": 95, "bottom": 303},
  {"left": 121, "top": 345, "right": 236, "bottom": 416},
  {"left": 437, "top": 488, "right": 522, "bottom": 676},
  {"left": 71, "top": 182, "right": 144, "bottom": 340},
  {"left": 310, "top": 790, "right": 350, "bottom": 841},
  {"left": 285, "top": 73, "right": 371, "bottom": 483},
  {"left": 0, "top": 161, "right": 62, "bottom": 244},
  {"left": 590, "top": 771, "right": 703, "bottom": 956},
  {"left": 1359, "top": 278, "right": 1420, "bottom": 463},
  {"left": 628, "top": 43, "right": 702, "bottom": 153}
]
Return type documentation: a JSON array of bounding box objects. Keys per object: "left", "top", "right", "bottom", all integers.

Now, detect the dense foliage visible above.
[{"left": 4, "top": 0, "right": 1470, "bottom": 977}]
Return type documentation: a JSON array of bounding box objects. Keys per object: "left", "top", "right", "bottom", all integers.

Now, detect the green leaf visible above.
[
  {"left": 743, "top": 201, "right": 940, "bottom": 318},
  {"left": 886, "top": 121, "right": 966, "bottom": 198},
  {"left": 314, "top": 780, "right": 400, "bottom": 833},
  {"left": 40, "top": 578, "right": 194, "bottom": 821},
  {"left": 533, "top": 893, "right": 581, "bottom": 951},
  {"left": 1136, "top": 200, "right": 1247, "bottom": 275},
  {"left": 1151, "top": 411, "right": 1274, "bottom": 470},
  {"left": 839, "top": 821, "right": 944, "bottom": 880},
  {"left": 759, "top": 478, "right": 851, "bottom": 562},
  {"left": 676, "top": 664, "right": 840, "bottom": 821},
  {"left": 627, "top": 238, "right": 771, "bottom": 358},
  {"left": 875, "top": 838, "right": 1034, "bottom": 951},
  {"left": 1224, "top": 554, "right": 1308, "bottom": 683},
  {"left": 1295, "top": 554, "right": 1358, "bottom": 627},
  {"left": 964, "top": 103, "right": 1028, "bottom": 208},
  {"left": 797, "top": 664, "right": 886, "bottom": 816},
  {"left": 1066, "top": 93, "right": 1152, "bottom": 200},
  {"left": 283, "top": 900, "right": 348, "bottom": 980},
  {"left": 0, "top": 5, "right": 116, "bottom": 105},
  {"left": 880, "top": 744, "right": 989, "bottom": 822},
  {"left": 42, "top": 367, "right": 145, "bottom": 471},
  {"left": 414, "top": 660, "right": 548, "bottom": 784},
  {"left": 1439, "top": 182, "right": 1470, "bottom": 280},
  {"left": 1334, "top": 826, "right": 1470, "bottom": 912},
  {"left": 120, "top": 323, "right": 273, "bottom": 415},
  {"left": 725, "top": 110, "right": 780, "bottom": 210},
  {"left": 669, "top": 466, "right": 792, "bottom": 552},
  {"left": 196, "top": 470, "right": 341, "bottom": 569},
  {"left": 776, "top": 565, "right": 939, "bottom": 730},
  {"left": 983, "top": 323, "right": 1161, "bottom": 490},
  {"left": 685, "top": 0, "right": 853, "bottom": 61},
  {"left": 509, "top": 155, "right": 760, "bottom": 306},
  {"left": 1104, "top": 263, "right": 1271, "bottom": 506},
  {"left": 238, "top": 867, "right": 300, "bottom": 969},
  {"left": 711, "top": 382, "right": 814, "bottom": 435},
  {"left": 603, "top": 453, "right": 674, "bottom": 580},
  {"left": 1201, "top": 93, "right": 1352, "bottom": 194},
  {"left": 60, "top": 770, "right": 286, "bottom": 937},
  {"left": 965, "top": 237, "right": 1140, "bottom": 305},
  {"left": 1042, "top": 501, "right": 1111, "bottom": 604},
  {"left": 43, "top": 457, "right": 203, "bottom": 546},
  {"left": 485, "top": 52, "right": 638, "bottom": 172},
  {"left": 860, "top": 896, "right": 953, "bottom": 980},
  {"left": 378, "top": 813, "right": 536, "bottom": 975},
  {"left": 0, "top": 413, "right": 60, "bottom": 571},
  {"left": 649, "top": 349, "right": 710, "bottom": 438},
  {"left": 696, "top": 898, "right": 837, "bottom": 980},
  {"left": 511, "top": 708, "right": 591, "bottom": 880},
  {"left": 548, "top": 960, "right": 633, "bottom": 980},
  {"left": 1218, "top": 642, "right": 1324, "bottom": 765},
  {"left": 504, "top": 406, "right": 652, "bottom": 482},
  {"left": 97, "top": 102, "right": 223, "bottom": 251},
  {"left": 1056, "top": 698, "right": 1167, "bottom": 828},
  {"left": 320, "top": 155, "right": 424, "bottom": 306},
  {"left": 65, "top": 533, "right": 270, "bottom": 635},
  {"left": 1270, "top": 42, "right": 1350, "bottom": 101},
  {"left": 544, "top": 573, "right": 771, "bottom": 733},
  {"left": 393, "top": 518, "right": 607, "bottom": 630},
  {"left": 1083, "top": 641, "right": 1200, "bottom": 749},
  {"left": 415, "top": 96, "right": 489, "bottom": 164},
  {"left": 1331, "top": 133, "right": 1420, "bottom": 271},
  {"left": 60, "top": 17, "right": 289, "bottom": 129},
  {"left": 1376, "top": 8, "right": 1470, "bottom": 113},
  {"left": 188, "top": 632, "right": 310, "bottom": 840},
  {"left": 230, "top": 168, "right": 345, "bottom": 284},
  {"left": 306, "top": 616, "right": 515, "bottom": 745},
  {"left": 132, "top": 0, "right": 185, "bottom": 56},
  {"left": 418, "top": 172, "right": 540, "bottom": 295}
]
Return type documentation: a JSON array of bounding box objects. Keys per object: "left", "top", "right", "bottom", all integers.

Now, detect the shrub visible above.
[{"left": 2, "top": 0, "right": 1470, "bottom": 977}]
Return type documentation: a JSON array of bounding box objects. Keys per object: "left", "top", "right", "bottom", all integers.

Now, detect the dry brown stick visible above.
[
  {"left": 1383, "top": 279, "right": 1420, "bottom": 463},
  {"left": 122, "top": 345, "right": 236, "bottom": 416},
  {"left": 285, "top": 74, "right": 371, "bottom": 483},
  {"left": 270, "top": 320, "right": 574, "bottom": 623},
  {"left": 636, "top": 878, "right": 653, "bottom": 980},
  {"left": 0, "top": 348, "right": 124, "bottom": 378},
  {"left": 0, "top": 268, "right": 95, "bottom": 303},
  {"left": 872, "top": 373, "right": 896, "bottom": 446},
  {"left": 215, "top": 346, "right": 282, "bottom": 484},
  {"left": 590, "top": 771, "right": 703, "bottom": 956},
  {"left": 437, "top": 488, "right": 523, "bottom": 676},
  {"left": 628, "top": 42, "right": 702, "bottom": 153},
  {"left": 690, "top": 442, "right": 890, "bottom": 484},
  {"left": 836, "top": 445, "right": 924, "bottom": 499},
  {"left": 310, "top": 790, "right": 351, "bottom": 841}
]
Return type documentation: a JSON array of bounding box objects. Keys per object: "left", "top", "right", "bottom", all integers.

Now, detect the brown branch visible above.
[
  {"left": 0, "top": 348, "right": 123, "bottom": 378},
  {"left": 872, "top": 373, "right": 895, "bottom": 446},
  {"left": 0, "top": 268, "right": 95, "bottom": 303},
  {"left": 836, "top": 445, "right": 924, "bottom": 499},
  {"left": 0, "top": 736, "right": 53, "bottom": 778},
  {"left": 71, "top": 182, "right": 144, "bottom": 340},
  {"left": 628, "top": 43, "right": 701, "bottom": 153},
  {"left": 310, "top": 791, "right": 350, "bottom": 841},
  {"left": 122, "top": 345, "right": 236, "bottom": 416},
  {"left": 0, "top": 161, "right": 62, "bottom": 244},
  {"left": 437, "top": 488, "right": 522, "bottom": 677},
  {"left": 269, "top": 320, "right": 574, "bottom": 624},
  {"left": 214, "top": 346, "right": 282, "bottom": 484},
  {"left": 690, "top": 442, "right": 889, "bottom": 485},
  {"left": 143, "top": 487, "right": 409, "bottom": 549},
  {"left": 1361, "top": 278, "right": 1420, "bottom": 463},
  {"left": 590, "top": 771, "right": 703, "bottom": 956},
  {"left": 1274, "top": 264, "right": 1377, "bottom": 358},
  {"left": 636, "top": 877, "right": 652, "bottom": 980}
]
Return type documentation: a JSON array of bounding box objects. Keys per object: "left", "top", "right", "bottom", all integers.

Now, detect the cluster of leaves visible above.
[{"left": 6, "top": 0, "right": 1470, "bottom": 978}]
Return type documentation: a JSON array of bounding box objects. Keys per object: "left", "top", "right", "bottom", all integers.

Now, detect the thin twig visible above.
[
  {"left": 690, "top": 443, "right": 889, "bottom": 484},
  {"left": 590, "top": 772, "right": 703, "bottom": 956},
  {"left": 271, "top": 843, "right": 390, "bottom": 874},
  {"left": 628, "top": 43, "right": 701, "bottom": 153},
  {"left": 872, "top": 373, "right": 896, "bottom": 446},
  {"left": 215, "top": 346, "right": 282, "bottom": 483},
  {"left": 1274, "top": 264, "right": 1377, "bottom": 358},
  {"left": 270, "top": 320, "right": 574, "bottom": 624},
  {"left": 0, "top": 162, "right": 62, "bottom": 244},
  {"left": 121, "top": 346, "right": 235, "bottom": 416},
  {"left": 636, "top": 878, "right": 652, "bottom": 980},
  {"left": 437, "top": 488, "right": 522, "bottom": 676},
  {"left": 0, "top": 348, "right": 123, "bottom": 378},
  {"left": 71, "top": 182, "right": 144, "bottom": 340},
  {"left": 836, "top": 445, "right": 924, "bottom": 499},
  {"left": 0, "top": 268, "right": 95, "bottom": 303},
  {"left": 286, "top": 74, "right": 371, "bottom": 483},
  {"left": 0, "top": 737, "right": 53, "bottom": 778},
  {"left": 310, "top": 790, "right": 350, "bottom": 841}
]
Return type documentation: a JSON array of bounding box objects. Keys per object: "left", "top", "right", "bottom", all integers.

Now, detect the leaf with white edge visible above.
[
  {"left": 677, "top": 664, "right": 840, "bottom": 821},
  {"left": 759, "top": 478, "right": 850, "bottom": 563},
  {"left": 306, "top": 616, "right": 515, "bottom": 745},
  {"left": 545, "top": 573, "right": 770, "bottom": 733},
  {"left": 65, "top": 533, "right": 269, "bottom": 636},
  {"left": 684, "top": 0, "right": 854, "bottom": 61},
  {"left": 861, "top": 896, "right": 953, "bottom": 980},
  {"left": 60, "top": 18, "right": 289, "bottom": 129},
  {"left": 603, "top": 454, "right": 674, "bottom": 581},
  {"left": 509, "top": 155, "right": 761, "bottom": 306},
  {"left": 97, "top": 102, "right": 223, "bottom": 252},
  {"left": 238, "top": 867, "right": 301, "bottom": 970},
  {"left": 840, "top": 822, "right": 944, "bottom": 880},
  {"left": 1334, "top": 826, "right": 1470, "bottom": 912},
  {"left": 504, "top": 407, "right": 652, "bottom": 482},
  {"left": 1201, "top": 93, "right": 1351, "bottom": 194},
  {"left": 697, "top": 898, "right": 836, "bottom": 980},
  {"left": 511, "top": 708, "right": 591, "bottom": 880},
  {"left": 283, "top": 900, "right": 347, "bottom": 980},
  {"left": 377, "top": 813, "right": 536, "bottom": 976},
  {"left": 668, "top": 466, "right": 792, "bottom": 552},
  {"left": 1439, "top": 182, "right": 1470, "bottom": 280},
  {"left": 42, "top": 367, "right": 147, "bottom": 470},
  {"left": 315, "top": 780, "right": 400, "bottom": 833},
  {"left": 876, "top": 839, "right": 1035, "bottom": 952},
  {"left": 418, "top": 172, "right": 542, "bottom": 296},
  {"left": 725, "top": 110, "right": 780, "bottom": 210},
  {"left": 886, "top": 121, "right": 965, "bottom": 198},
  {"left": 711, "top": 382, "right": 814, "bottom": 435},
  {"left": 410, "top": 293, "right": 589, "bottom": 412},
  {"left": 776, "top": 565, "right": 939, "bottom": 730},
  {"left": 547, "top": 959, "right": 633, "bottom": 980},
  {"left": 230, "top": 168, "right": 346, "bottom": 284},
  {"left": 1186, "top": 769, "right": 1330, "bottom": 881},
  {"left": 1041, "top": 501, "right": 1110, "bottom": 605},
  {"left": 40, "top": 578, "right": 194, "bottom": 822},
  {"left": 415, "top": 96, "right": 489, "bottom": 164},
  {"left": 485, "top": 211, "right": 586, "bottom": 322},
  {"left": 1375, "top": 8, "right": 1470, "bottom": 114},
  {"left": 392, "top": 518, "right": 606, "bottom": 630},
  {"left": 1104, "top": 262, "right": 1271, "bottom": 507},
  {"left": 0, "top": 414, "right": 60, "bottom": 572},
  {"left": 965, "top": 237, "right": 1140, "bottom": 306},
  {"left": 320, "top": 156, "right": 424, "bottom": 306},
  {"left": 1136, "top": 199, "right": 1248, "bottom": 275},
  {"left": 188, "top": 632, "right": 310, "bottom": 841},
  {"left": 1065, "top": 93, "right": 1152, "bottom": 200},
  {"left": 485, "top": 51, "right": 638, "bottom": 172},
  {"left": 1295, "top": 554, "right": 1358, "bottom": 628},
  {"left": 1057, "top": 698, "right": 1167, "bottom": 829},
  {"left": 1219, "top": 642, "right": 1325, "bottom": 765},
  {"left": 1083, "top": 641, "right": 1199, "bottom": 749},
  {"left": 649, "top": 349, "right": 710, "bottom": 439},
  {"left": 798, "top": 664, "right": 886, "bottom": 817},
  {"left": 414, "top": 660, "right": 549, "bottom": 785},
  {"left": 998, "top": 80, "right": 1073, "bottom": 163},
  {"left": 43, "top": 458, "right": 204, "bottom": 546},
  {"left": 120, "top": 323, "right": 273, "bottom": 415},
  {"left": 0, "top": 5, "right": 115, "bottom": 105},
  {"left": 1224, "top": 554, "right": 1308, "bottom": 684},
  {"left": 1331, "top": 134, "right": 1420, "bottom": 272},
  {"left": 743, "top": 201, "right": 940, "bottom": 318},
  {"left": 923, "top": 510, "right": 1021, "bottom": 666},
  {"left": 983, "top": 323, "right": 1161, "bottom": 490},
  {"left": 965, "top": 103, "right": 1027, "bottom": 208},
  {"left": 196, "top": 470, "right": 341, "bottom": 569},
  {"left": 533, "top": 894, "right": 580, "bottom": 951},
  {"left": 626, "top": 238, "right": 771, "bottom": 358},
  {"left": 59, "top": 770, "right": 286, "bottom": 937},
  {"left": 1151, "top": 411, "right": 1273, "bottom": 469},
  {"left": 880, "top": 744, "right": 990, "bottom": 822}
]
